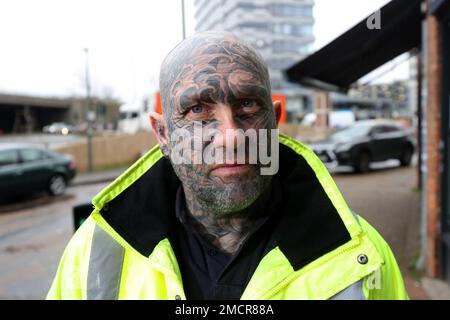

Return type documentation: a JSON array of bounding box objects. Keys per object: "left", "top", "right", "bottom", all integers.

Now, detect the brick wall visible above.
[{"left": 425, "top": 12, "right": 443, "bottom": 277}]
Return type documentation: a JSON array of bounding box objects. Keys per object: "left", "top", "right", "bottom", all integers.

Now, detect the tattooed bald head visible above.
[
  {"left": 159, "top": 31, "right": 272, "bottom": 129},
  {"left": 151, "top": 31, "right": 280, "bottom": 217}
]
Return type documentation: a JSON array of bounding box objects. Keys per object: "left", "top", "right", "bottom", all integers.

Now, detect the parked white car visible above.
[{"left": 42, "top": 122, "right": 76, "bottom": 135}]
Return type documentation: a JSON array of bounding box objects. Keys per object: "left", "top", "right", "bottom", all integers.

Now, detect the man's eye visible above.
[
  {"left": 242, "top": 99, "right": 255, "bottom": 108},
  {"left": 191, "top": 105, "right": 203, "bottom": 113}
]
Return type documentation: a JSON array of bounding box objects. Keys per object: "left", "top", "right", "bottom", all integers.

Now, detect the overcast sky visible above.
[{"left": 0, "top": 0, "right": 407, "bottom": 104}]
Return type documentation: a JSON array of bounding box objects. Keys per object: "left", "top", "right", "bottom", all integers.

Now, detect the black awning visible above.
[
  {"left": 429, "top": 0, "right": 450, "bottom": 15},
  {"left": 285, "top": 0, "right": 424, "bottom": 91}
]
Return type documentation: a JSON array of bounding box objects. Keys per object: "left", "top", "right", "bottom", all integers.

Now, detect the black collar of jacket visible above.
[{"left": 100, "top": 144, "right": 351, "bottom": 271}]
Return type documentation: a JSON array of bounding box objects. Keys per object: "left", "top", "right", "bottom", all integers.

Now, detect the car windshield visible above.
[{"left": 330, "top": 124, "right": 372, "bottom": 141}]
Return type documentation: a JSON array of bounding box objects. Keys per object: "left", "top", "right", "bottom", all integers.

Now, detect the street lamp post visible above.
[
  {"left": 84, "top": 48, "right": 93, "bottom": 173},
  {"left": 181, "top": 0, "right": 186, "bottom": 40}
]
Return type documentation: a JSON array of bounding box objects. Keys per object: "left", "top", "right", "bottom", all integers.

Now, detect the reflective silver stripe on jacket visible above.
[
  {"left": 87, "top": 225, "right": 125, "bottom": 300},
  {"left": 351, "top": 210, "right": 361, "bottom": 226},
  {"left": 330, "top": 280, "right": 366, "bottom": 300}
]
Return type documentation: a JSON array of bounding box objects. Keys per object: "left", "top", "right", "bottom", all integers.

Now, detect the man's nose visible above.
[{"left": 213, "top": 106, "right": 241, "bottom": 149}]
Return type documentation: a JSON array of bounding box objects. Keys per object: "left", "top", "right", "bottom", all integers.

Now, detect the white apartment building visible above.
[{"left": 194, "top": 0, "right": 316, "bottom": 121}]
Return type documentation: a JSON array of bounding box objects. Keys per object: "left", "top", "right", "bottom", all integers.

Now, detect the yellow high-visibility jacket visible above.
[{"left": 47, "top": 134, "right": 408, "bottom": 300}]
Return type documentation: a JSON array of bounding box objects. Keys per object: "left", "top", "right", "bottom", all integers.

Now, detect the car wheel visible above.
[
  {"left": 355, "top": 151, "right": 371, "bottom": 173},
  {"left": 48, "top": 174, "right": 67, "bottom": 196},
  {"left": 400, "top": 146, "right": 413, "bottom": 167}
]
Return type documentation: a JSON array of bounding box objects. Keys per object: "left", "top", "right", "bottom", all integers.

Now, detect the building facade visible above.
[
  {"left": 194, "top": 0, "right": 316, "bottom": 121},
  {"left": 0, "top": 93, "right": 120, "bottom": 134},
  {"left": 348, "top": 80, "right": 413, "bottom": 118}
]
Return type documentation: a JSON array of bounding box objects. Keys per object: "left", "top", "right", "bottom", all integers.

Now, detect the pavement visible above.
[
  {"left": 422, "top": 277, "right": 450, "bottom": 300},
  {"left": 71, "top": 167, "right": 128, "bottom": 186},
  {"left": 0, "top": 182, "right": 109, "bottom": 299}
]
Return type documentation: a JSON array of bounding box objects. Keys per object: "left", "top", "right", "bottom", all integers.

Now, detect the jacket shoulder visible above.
[{"left": 356, "top": 215, "right": 409, "bottom": 300}]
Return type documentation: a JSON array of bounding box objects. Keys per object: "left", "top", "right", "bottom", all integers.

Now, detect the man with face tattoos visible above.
[{"left": 48, "top": 32, "right": 408, "bottom": 300}]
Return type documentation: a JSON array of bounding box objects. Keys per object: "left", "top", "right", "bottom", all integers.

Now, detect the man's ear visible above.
[
  {"left": 149, "top": 112, "right": 169, "bottom": 156},
  {"left": 273, "top": 100, "right": 282, "bottom": 126}
]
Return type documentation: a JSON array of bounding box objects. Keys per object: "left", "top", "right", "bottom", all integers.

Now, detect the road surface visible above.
[{"left": 0, "top": 183, "right": 107, "bottom": 299}]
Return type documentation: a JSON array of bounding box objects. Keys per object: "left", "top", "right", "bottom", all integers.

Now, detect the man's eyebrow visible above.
[
  {"left": 231, "top": 84, "right": 269, "bottom": 99},
  {"left": 178, "top": 87, "right": 199, "bottom": 111},
  {"left": 179, "top": 87, "right": 218, "bottom": 111}
]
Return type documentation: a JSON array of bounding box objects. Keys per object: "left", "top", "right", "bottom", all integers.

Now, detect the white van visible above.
[{"left": 118, "top": 103, "right": 150, "bottom": 134}]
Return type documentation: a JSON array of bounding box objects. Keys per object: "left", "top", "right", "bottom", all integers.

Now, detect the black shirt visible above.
[{"left": 170, "top": 181, "right": 282, "bottom": 300}]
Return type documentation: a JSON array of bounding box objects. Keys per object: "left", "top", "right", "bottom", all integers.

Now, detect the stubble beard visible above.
[{"left": 172, "top": 162, "right": 272, "bottom": 216}]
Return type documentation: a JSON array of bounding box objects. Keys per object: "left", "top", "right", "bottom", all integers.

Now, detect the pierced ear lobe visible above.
[
  {"left": 155, "top": 121, "right": 165, "bottom": 138},
  {"left": 149, "top": 112, "right": 169, "bottom": 156}
]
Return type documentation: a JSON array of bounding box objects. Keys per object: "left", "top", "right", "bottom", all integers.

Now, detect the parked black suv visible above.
[
  {"left": 0, "top": 144, "right": 76, "bottom": 199},
  {"left": 308, "top": 120, "right": 415, "bottom": 173}
]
